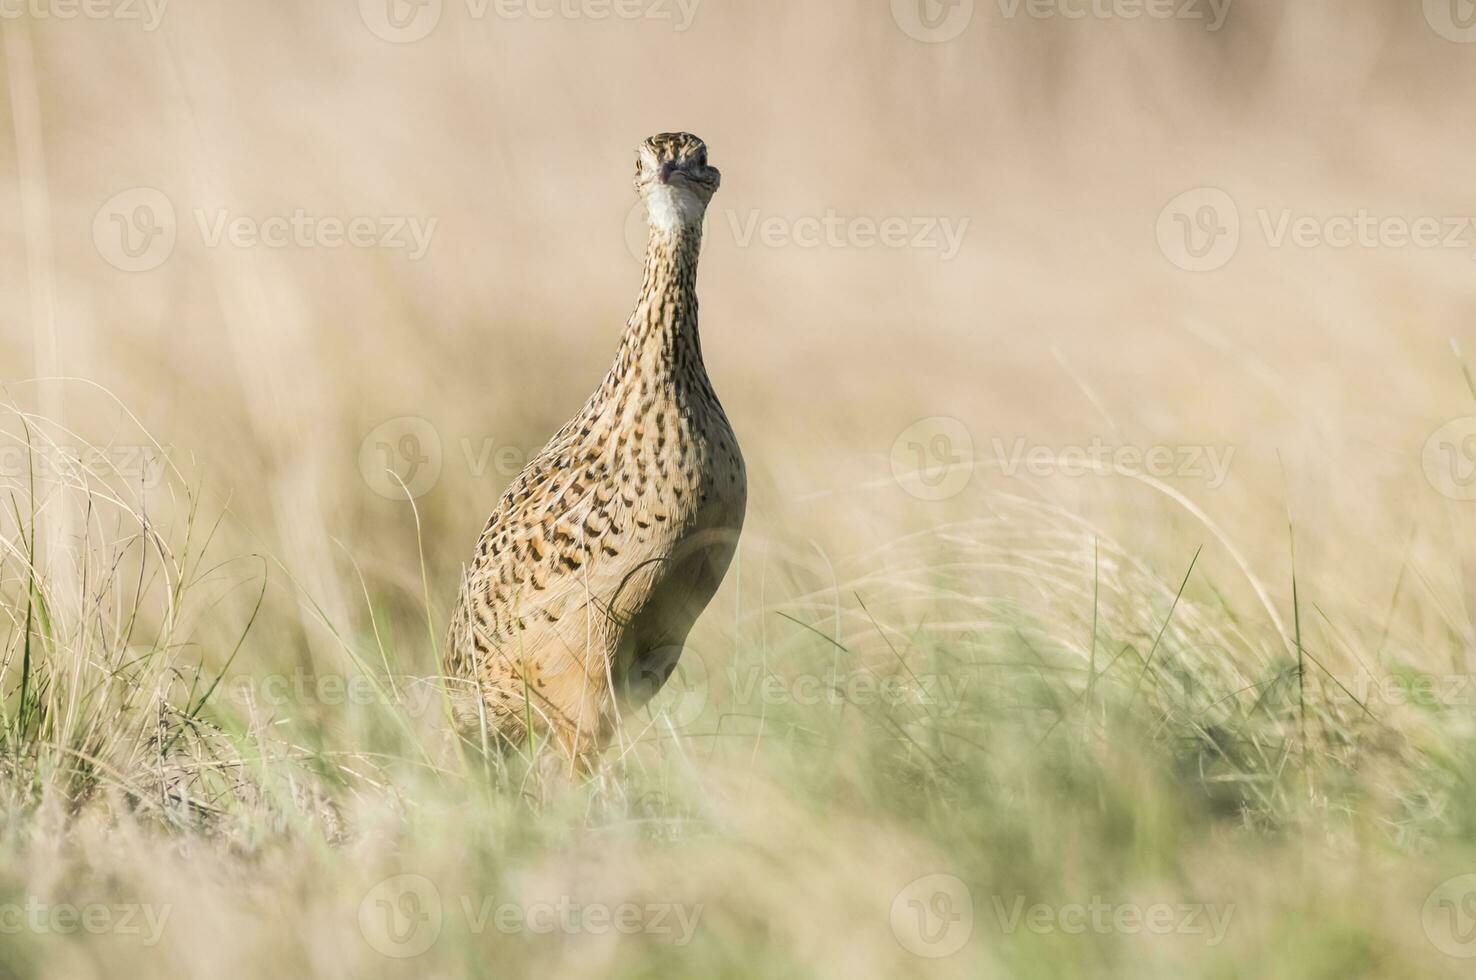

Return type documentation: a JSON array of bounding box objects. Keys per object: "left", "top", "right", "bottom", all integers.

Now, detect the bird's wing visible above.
[{"left": 448, "top": 431, "right": 675, "bottom": 681}]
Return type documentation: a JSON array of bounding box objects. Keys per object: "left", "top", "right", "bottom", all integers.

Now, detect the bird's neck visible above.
[{"left": 616, "top": 223, "right": 705, "bottom": 380}]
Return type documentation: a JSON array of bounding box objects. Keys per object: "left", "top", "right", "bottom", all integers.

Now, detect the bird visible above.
[{"left": 444, "top": 132, "right": 745, "bottom": 772}]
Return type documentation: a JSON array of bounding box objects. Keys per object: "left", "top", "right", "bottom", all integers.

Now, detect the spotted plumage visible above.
[{"left": 445, "top": 133, "right": 745, "bottom": 768}]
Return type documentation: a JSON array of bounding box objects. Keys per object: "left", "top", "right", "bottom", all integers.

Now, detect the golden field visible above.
[{"left": 3, "top": 1, "right": 1476, "bottom": 976}]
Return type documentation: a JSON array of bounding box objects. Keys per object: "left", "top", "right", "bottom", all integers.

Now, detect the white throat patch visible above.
[{"left": 643, "top": 182, "right": 707, "bottom": 237}]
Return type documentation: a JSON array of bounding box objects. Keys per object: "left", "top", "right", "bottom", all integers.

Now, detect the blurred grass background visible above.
[{"left": 3, "top": 0, "right": 1476, "bottom": 976}]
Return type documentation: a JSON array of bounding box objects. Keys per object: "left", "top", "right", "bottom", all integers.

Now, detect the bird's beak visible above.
[{"left": 658, "top": 161, "right": 678, "bottom": 185}]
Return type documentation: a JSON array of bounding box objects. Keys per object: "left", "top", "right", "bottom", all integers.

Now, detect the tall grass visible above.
[
  {"left": 6, "top": 1, "right": 1476, "bottom": 975},
  {"left": 1, "top": 401, "right": 1473, "bottom": 976}
]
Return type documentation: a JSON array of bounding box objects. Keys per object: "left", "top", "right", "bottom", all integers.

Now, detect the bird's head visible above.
[{"left": 633, "top": 132, "right": 721, "bottom": 236}]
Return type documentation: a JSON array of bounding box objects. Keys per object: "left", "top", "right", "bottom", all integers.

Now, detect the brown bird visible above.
[{"left": 445, "top": 132, "right": 745, "bottom": 771}]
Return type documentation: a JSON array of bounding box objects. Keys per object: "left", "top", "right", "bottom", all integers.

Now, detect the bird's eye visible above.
[{"left": 694, "top": 149, "right": 707, "bottom": 168}]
